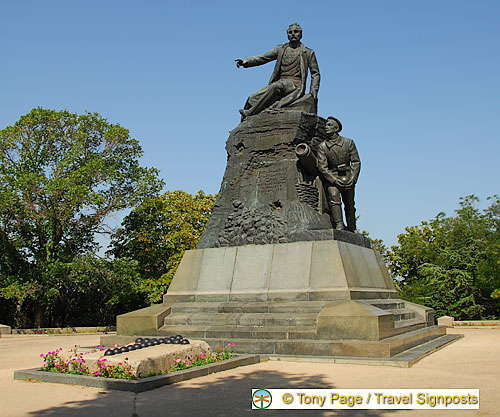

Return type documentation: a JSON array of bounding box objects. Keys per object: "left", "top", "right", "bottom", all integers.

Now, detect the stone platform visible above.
[
  {"left": 155, "top": 298, "right": 442, "bottom": 358},
  {"left": 108, "top": 240, "right": 459, "bottom": 362}
]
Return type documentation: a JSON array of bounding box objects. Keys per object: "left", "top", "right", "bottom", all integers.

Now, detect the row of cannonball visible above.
[{"left": 104, "top": 335, "right": 190, "bottom": 356}]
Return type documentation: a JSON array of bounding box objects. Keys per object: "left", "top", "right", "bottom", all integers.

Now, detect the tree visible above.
[
  {"left": 0, "top": 108, "right": 163, "bottom": 327},
  {"left": 388, "top": 195, "right": 500, "bottom": 320},
  {"left": 110, "top": 190, "right": 216, "bottom": 303}
]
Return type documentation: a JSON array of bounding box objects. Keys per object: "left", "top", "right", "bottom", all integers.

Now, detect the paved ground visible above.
[{"left": 0, "top": 327, "right": 498, "bottom": 417}]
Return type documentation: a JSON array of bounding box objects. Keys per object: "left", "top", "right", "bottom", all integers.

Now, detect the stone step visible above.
[
  {"left": 199, "top": 337, "right": 387, "bottom": 357},
  {"left": 197, "top": 325, "right": 446, "bottom": 358},
  {"left": 158, "top": 325, "right": 318, "bottom": 340},
  {"left": 164, "top": 312, "right": 318, "bottom": 327},
  {"left": 393, "top": 318, "right": 425, "bottom": 329},
  {"left": 390, "top": 334, "right": 463, "bottom": 365},
  {"left": 365, "top": 299, "right": 406, "bottom": 310},
  {"left": 387, "top": 308, "right": 417, "bottom": 321},
  {"left": 391, "top": 319, "right": 427, "bottom": 337},
  {"left": 383, "top": 325, "right": 446, "bottom": 356},
  {"left": 169, "top": 301, "right": 328, "bottom": 314}
]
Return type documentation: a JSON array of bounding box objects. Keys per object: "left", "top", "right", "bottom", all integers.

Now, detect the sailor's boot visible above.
[
  {"left": 346, "top": 209, "right": 356, "bottom": 232},
  {"left": 330, "top": 204, "right": 345, "bottom": 230}
]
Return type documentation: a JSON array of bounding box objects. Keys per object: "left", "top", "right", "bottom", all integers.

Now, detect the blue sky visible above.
[{"left": 1, "top": 0, "right": 499, "bottom": 248}]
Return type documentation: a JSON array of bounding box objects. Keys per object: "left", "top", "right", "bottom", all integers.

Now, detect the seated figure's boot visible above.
[{"left": 331, "top": 205, "right": 345, "bottom": 230}]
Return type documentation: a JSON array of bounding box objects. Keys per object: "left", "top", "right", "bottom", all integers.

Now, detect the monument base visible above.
[
  {"left": 107, "top": 240, "right": 459, "bottom": 361},
  {"left": 164, "top": 239, "right": 396, "bottom": 303}
]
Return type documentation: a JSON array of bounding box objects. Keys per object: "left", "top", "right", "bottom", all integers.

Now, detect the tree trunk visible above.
[{"left": 33, "top": 304, "right": 45, "bottom": 328}]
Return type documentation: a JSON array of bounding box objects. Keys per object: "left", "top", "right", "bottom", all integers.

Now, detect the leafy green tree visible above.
[
  {"left": 39, "top": 254, "right": 142, "bottom": 327},
  {"left": 0, "top": 108, "right": 163, "bottom": 327},
  {"left": 388, "top": 195, "right": 500, "bottom": 319},
  {"left": 110, "top": 190, "right": 216, "bottom": 303}
]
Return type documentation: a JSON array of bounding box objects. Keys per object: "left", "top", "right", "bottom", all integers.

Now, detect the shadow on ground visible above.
[{"left": 27, "top": 367, "right": 396, "bottom": 417}]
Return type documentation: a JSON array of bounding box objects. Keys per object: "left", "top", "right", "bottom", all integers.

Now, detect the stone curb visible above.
[
  {"left": 14, "top": 354, "right": 260, "bottom": 393},
  {"left": 454, "top": 321, "right": 500, "bottom": 327},
  {"left": 12, "top": 327, "right": 115, "bottom": 335}
]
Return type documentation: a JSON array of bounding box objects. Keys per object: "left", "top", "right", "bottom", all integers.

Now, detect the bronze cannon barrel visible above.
[{"left": 295, "top": 143, "right": 318, "bottom": 176}]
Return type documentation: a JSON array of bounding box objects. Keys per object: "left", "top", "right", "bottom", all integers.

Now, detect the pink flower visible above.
[
  {"left": 232, "top": 343, "right": 236, "bottom": 347},
  {"left": 95, "top": 370, "right": 101, "bottom": 376},
  {"left": 40, "top": 354, "right": 44, "bottom": 357}
]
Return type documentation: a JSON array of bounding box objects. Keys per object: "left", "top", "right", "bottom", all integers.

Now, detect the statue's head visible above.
[
  {"left": 326, "top": 116, "right": 343, "bottom": 134},
  {"left": 287, "top": 23, "right": 303, "bottom": 42}
]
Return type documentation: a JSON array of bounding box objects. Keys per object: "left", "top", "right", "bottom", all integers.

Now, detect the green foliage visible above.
[
  {"left": 110, "top": 190, "right": 216, "bottom": 303},
  {"left": 388, "top": 195, "right": 500, "bottom": 319},
  {"left": 0, "top": 108, "right": 163, "bottom": 327}
]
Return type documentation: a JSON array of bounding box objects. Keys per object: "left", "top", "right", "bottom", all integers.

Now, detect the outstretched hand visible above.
[{"left": 235, "top": 59, "right": 244, "bottom": 68}]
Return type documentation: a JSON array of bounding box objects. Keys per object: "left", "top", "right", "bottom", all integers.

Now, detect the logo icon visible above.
[{"left": 253, "top": 389, "right": 272, "bottom": 409}]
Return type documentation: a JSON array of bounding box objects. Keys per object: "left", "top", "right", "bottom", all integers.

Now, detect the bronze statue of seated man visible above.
[{"left": 235, "top": 23, "right": 320, "bottom": 119}]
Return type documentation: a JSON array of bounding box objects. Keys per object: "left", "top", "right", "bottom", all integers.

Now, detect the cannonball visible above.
[
  {"left": 135, "top": 337, "right": 144, "bottom": 344},
  {"left": 180, "top": 339, "right": 190, "bottom": 344},
  {"left": 104, "top": 349, "right": 114, "bottom": 356},
  {"left": 112, "top": 348, "right": 121, "bottom": 355}
]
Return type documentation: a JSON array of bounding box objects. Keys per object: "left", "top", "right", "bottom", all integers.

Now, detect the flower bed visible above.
[
  {"left": 15, "top": 353, "right": 260, "bottom": 393},
  {"left": 149, "top": 343, "right": 236, "bottom": 376},
  {"left": 40, "top": 342, "right": 236, "bottom": 380}
]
